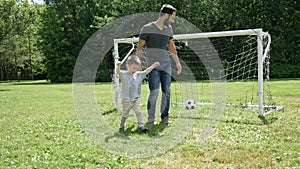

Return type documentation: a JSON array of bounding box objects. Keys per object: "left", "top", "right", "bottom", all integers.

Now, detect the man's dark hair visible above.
[{"left": 160, "top": 4, "right": 177, "bottom": 16}]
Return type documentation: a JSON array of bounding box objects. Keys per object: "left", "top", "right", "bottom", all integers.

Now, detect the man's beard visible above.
[{"left": 164, "top": 18, "right": 170, "bottom": 26}]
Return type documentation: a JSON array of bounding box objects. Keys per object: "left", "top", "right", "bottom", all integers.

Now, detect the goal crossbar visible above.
[{"left": 114, "top": 28, "right": 264, "bottom": 44}]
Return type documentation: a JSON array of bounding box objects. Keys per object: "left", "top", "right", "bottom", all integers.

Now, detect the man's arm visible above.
[
  {"left": 145, "top": 62, "right": 160, "bottom": 75},
  {"left": 136, "top": 39, "right": 145, "bottom": 58},
  {"left": 168, "top": 39, "right": 182, "bottom": 75}
]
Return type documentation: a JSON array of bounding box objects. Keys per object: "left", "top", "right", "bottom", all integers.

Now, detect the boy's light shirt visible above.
[{"left": 119, "top": 70, "right": 147, "bottom": 101}]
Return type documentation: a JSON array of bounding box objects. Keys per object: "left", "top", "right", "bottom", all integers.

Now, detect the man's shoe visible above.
[
  {"left": 119, "top": 127, "right": 125, "bottom": 132},
  {"left": 162, "top": 116, "right": 170, "bottom": 124},
  {"left": 138, "top": 126, "right": 148, "bottom": 133},
  {"left": 147, "top": 118, "right": 155, "bottom": 125}
]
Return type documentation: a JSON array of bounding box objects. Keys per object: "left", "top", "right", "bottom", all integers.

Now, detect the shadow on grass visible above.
[
  {"left": 12, "top": 81, "right": 57, "bottom": 85},
  {"left": 104, "top": 125, "right": 135, "bottom": 143},
  {"left": 145, "top": 122, "right": 168, "bottom": 137},
  {"left": 265, "top": 117, "right": 279, "bottom": 124},
  {"left": 170, "top": 114, "right": 278, "bottom": 126},
  {"left": 118, "top": 123, "right": 168, "bottom": 137},
  {"left": 0, "top": 89, "right": 11, "bottom": 92},
  {"left": 104, "top": 123, "right": 169, "bottom": 143},
  {"left": 102, "top": 108, "right": 118, "bottom": 115},
  {"left": 223, "top": 116, "right": 278, "bottom": 125},
  {"left": 105, "top": 125, "right": 145, "bottom": 143},
  {"left": 105, "top": 131, "right": 131, "bottom": 143},
  {"left": 269, "top": 78, "right": 300, "bottom": 82},
  {"left": 1, "top": 80, "right": 113, "bottom": 85}
]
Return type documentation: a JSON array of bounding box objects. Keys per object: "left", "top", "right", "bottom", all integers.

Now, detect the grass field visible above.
[{"left": 0, "top": 79, "right": 299, "bottom": 168}]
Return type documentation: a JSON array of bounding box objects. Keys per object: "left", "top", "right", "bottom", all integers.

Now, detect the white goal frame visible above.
[{"left": 112, "top": 28, "right": 280, "bottom": 116}]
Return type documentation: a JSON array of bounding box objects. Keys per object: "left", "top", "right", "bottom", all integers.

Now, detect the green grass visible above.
[{"left": 0, "top": 79, "right": 299, "bottom": 168}]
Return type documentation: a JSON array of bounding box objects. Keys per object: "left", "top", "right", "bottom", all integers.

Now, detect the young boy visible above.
[{"left": 117, "top": 55, "right": 160, "bottom": 133}]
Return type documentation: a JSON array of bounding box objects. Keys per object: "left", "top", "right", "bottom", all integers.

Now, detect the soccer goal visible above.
[{"left": 112, "top": 28, "right": 283, "bottom": 117}]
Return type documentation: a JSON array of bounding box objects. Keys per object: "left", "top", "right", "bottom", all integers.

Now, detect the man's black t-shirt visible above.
[{"left": 139, "top": 22, "right": 174, "bottom": 65}]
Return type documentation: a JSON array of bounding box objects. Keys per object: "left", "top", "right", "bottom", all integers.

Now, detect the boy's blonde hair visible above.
[{"left": 126, "top": 55, "right": 141, "bottom": 66}]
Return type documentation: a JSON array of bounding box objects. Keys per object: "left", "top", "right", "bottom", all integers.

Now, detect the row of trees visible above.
[{"left": 1, "top": 0, "right": 299, "bottom": 82}]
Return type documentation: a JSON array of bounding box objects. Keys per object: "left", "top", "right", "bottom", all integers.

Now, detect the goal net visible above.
[{"left": 112, "top": 29, "right": 283, "bottom": 117}]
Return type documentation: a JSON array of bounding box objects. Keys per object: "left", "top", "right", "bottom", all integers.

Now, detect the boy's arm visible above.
[
  {"left": 145, "top": 62, "right": 160, "bottom": 75},
  {"left": 168, "top": 39, "right": 182, "bottom": 75},
  {"left": 116, "top": 61, "right": 121, "bottom": 75}
]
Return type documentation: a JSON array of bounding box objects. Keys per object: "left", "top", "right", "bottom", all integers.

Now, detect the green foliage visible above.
[
  {"left": 0, "top": 0, "right": 44, "bottom": 80},
  {"left": 270, "top": 64, "right": 300, "bottom": 78},
  {"left": 0, "top": 0, "right": 34, "bottom": 42},
  {"left": 1, "top": 0, "right": 299, "bottom": 81},
  {"left": 39, "top": 0, "right": 97, "bottom": 82}
]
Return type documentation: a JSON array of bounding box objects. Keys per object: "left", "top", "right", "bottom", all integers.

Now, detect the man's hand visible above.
[{"left": 176, "top": 63, "right": 182, "bottom": 75}]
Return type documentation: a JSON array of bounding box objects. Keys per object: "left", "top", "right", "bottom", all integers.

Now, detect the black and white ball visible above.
[{"left": 185, "top": 100, "right": 196, "bottom": 109}]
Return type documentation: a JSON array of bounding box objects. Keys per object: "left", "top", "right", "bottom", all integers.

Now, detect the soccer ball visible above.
[{"left": 185, "top": 100, "right": 196, "bottom": 109}]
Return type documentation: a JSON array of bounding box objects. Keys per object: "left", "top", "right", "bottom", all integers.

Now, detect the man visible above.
[{"left": 136, "top": 4, "right": 182, "bottom": 124}]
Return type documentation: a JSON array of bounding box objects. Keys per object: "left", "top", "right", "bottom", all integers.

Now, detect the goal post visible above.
[
  {"left": 257, "top": 30, "right": 264, "bottom": 116},
  {"left": 112, "top": 28, "right": 283, "bottom": 117}
]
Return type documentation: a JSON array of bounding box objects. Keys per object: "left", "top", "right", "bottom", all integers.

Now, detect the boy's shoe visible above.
[
  {"left": 138, "top": 126, "right": 148, "bottom": 133},
  {"left": 119, "top": 127, "right": 125, "bottom": 132}
]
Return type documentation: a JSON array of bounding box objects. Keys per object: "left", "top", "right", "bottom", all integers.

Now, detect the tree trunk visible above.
[
  {"left": 28, "top": 35, "right": 33, "bottom": 80},
  {"left": 14, "top": 53, "right": 20, "bottom": 82},
  {"left": 0, "top": 65, "right": 3, "bottom": 80}
]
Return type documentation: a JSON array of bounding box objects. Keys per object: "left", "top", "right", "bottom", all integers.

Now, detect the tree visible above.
[
  {"left": 0, "top": 0, "right": 35, "bottom": 43},
  {"left": 0, "top": 0, "right": 42, "bottom": 80},
  {"left": 39, "top": 0, "right": 101, "bottom": 82}
]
